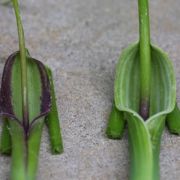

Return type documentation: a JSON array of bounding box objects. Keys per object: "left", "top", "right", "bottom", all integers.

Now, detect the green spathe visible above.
[
  {"left": 0, "top": 52, "right": 50, "bottom": 180},
  {"left": 106, "top": 0, "right": 179, "bottom": 179},
  {"left": 0, "top": 0, "right": 63, "bottom": 179},
  {"left": 0, "top": 53, "right": 64, "bottom": 179},
  {"left": 114, "top": 42, "right": 176, "bottom": 180}
]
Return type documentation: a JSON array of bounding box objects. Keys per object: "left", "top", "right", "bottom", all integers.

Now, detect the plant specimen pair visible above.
[
  {"left": 0, "top": 0, "right": 180, "bottom": 180},
  {"left": 106, "top": 0, "right": 180, "bottom": 180},
  {"left": 0, "top": 0, "right": 63, "bottom": 179}
]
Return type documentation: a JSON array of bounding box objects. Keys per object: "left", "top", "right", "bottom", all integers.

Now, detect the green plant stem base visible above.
[
  {"left": 166, "top": 103, "right": 180, "bottom": 134},
  {"left": 106, "top": 103, "right": 125, "bottom": 139},
  {"left": 9, "top": 120, "right": 44, "bottom": 180},
  {"left": 113, "top": 41, "right": 176, "bottom": 180}
]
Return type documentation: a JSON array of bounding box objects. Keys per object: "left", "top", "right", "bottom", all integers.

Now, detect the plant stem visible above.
[
  {"left": 45, "top": 67, "right": 63, "bottom": 154},
  {"left": 138, "top": 0, "right": 151, "bottom": 119},
  {"left": 12, "top": 0, "right": 29, "bottom": 129},
  {"left": 127, "top": 115, "right": 164, "bottom": 180},
  {"left": 10, "top": 121, "right": 26, "bottom": 180},
  {"left": 10, "top": 120, "right": 44, "bottom": 180},
  {"left": 26, "top": 120, "right": 44, "bottom": 179}
]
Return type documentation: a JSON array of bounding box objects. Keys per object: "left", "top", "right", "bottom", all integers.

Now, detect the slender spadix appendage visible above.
[
  {"left": 139, "top": 0, "right": 151, "bottom": 120},
  {"left": 12, "top": 0, "right": 29, "bottom": 131}
]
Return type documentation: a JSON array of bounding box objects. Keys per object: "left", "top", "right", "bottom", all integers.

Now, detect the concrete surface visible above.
[{"left": 0, "top": 0, "right": 180, "bottom": 179}]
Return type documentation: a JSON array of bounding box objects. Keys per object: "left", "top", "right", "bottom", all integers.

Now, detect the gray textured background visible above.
[{"left": 0, "top": 0, "right": 180, "bottom": 179}]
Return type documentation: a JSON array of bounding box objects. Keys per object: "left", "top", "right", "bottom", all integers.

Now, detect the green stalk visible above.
[
  {"left": 26, "top": 120, "right": 44, "bottom": 179},
  {"left": 138, "top": 0, "right": 151, "bottom": 119},
  {"left": 12, "top": 0, "right": 29, "bottom": 129},
  {"left": 9, "top": 117, "right": 44, "bottom": 180},
  {"left": 10, "top": 1, "right": 43, "bottom": 179},
  {"left": 9, "top": 119, "right": 44, "bottom": 180},
  {"left": 45, "top": 67, "right": 63, "bottom": 154},
  {"left": 10, "top": 121, "right": 26, "bottom": 180},
  {"left": 11, "top": 1, "right": 28, "bottom": 178},
  {"left": 127, "top": 115, "right": 164, "bottom": 180},
  {"left": 0, "top": 118, "right": 11, "bottom": 155}
]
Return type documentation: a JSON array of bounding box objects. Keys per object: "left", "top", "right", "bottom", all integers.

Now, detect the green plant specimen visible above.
[
  {"left": 106, "top": 0, "right": 180, "bottom": 180},
  {"left": 0, "top": 0, "right": 63, "bottom": 179}
]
